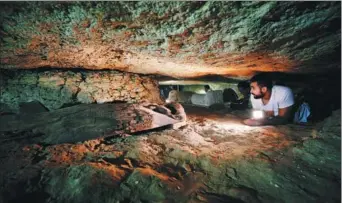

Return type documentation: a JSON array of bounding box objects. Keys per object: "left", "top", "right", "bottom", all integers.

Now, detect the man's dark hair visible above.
[
  {"left": 204, "top": 85, "right": 210, "bottom": 90},
  {"left": 237, "top": 81, "right": 250, "bottom": 89},
  {"left": 250, "top": 73, "right": 273, "bottom": 89}
]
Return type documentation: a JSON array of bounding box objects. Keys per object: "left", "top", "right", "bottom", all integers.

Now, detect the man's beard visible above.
[{"left": 253, "top": 93, "right": 264, "bottom": 99}]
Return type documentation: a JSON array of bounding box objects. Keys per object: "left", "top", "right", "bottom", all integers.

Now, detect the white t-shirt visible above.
[{"left": 250, "top": 85, "right": 294, "bottom": 116}]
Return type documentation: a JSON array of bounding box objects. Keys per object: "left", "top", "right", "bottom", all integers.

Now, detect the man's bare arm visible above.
[
  {"left": 262, "top": 106, "right": 293, "bottom": 125},
  {"left": 243, "top": 106, "right": 293, "bottom": 126}
]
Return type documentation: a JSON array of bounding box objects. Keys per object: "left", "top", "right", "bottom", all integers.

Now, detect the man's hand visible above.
[
  {"left": 243, "top": 118, "right": 264, "bottom": 126},
  {"left": 243, "top": 116, "right": 288, "bottom": 126}
]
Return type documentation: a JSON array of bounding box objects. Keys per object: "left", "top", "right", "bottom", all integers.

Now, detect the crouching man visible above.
[{"left": 243, "top": 74, "right": 294, "bottom": 126}]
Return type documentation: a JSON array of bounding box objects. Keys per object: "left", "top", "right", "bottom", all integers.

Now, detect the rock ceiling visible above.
[{"left": 0, "top": 1, "right": 340, "bottom": 79}]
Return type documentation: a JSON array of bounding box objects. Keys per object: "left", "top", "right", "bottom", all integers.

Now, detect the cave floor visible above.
[{"left": 0, "top": 104, "right": 340, "bottom": 203}]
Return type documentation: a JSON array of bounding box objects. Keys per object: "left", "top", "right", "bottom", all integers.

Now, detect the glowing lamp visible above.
[{"left": 252, "top": 110, "right": 264, "bottom": 119}]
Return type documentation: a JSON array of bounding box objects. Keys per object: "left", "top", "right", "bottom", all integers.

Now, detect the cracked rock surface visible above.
[
  {"left": 0, "top": 69, "right": 162, "bottom": 112},
  {"left": 0, "top": 2, "right": 340, "bottom": 78}
]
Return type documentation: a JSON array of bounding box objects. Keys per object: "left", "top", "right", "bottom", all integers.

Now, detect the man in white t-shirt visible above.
[{"left": 243, "top": 74, "right": 294, "bottom": 126}]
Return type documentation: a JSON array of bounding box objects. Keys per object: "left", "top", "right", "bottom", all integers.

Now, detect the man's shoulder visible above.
[
  {"left": 273, "top": 85, "right": 292, "bottom": 94},
  {"left": 273, "top": 85, "right": 294, "bottom": 106}
]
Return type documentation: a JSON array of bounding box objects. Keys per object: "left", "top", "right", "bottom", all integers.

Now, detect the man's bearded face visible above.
[{"left": 250, "top": 82, "right": 266, "bottom": 99}]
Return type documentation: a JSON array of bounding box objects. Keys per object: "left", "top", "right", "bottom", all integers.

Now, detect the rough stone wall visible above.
[
  {"left": 0, "top": 70, "right": 163, "bottom": 112},
  {"left": 0, "top": 2, "right": 340, "bottom": 78}
]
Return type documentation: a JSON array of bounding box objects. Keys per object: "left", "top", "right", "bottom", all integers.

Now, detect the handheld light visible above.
[{"left": 252, "top": 110, "right": 264, "bottom": 119}]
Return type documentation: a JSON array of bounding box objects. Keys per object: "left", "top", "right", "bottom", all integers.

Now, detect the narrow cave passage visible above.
[{"left": 0, "top": 1, "right": 340, "bottom": 203}]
